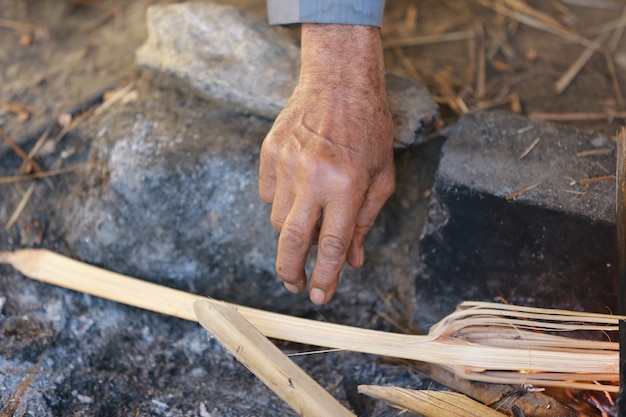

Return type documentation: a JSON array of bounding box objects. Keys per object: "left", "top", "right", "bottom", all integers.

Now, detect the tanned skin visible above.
[{"left": 259, "top": 24, "right": 395, "bottom": 305}]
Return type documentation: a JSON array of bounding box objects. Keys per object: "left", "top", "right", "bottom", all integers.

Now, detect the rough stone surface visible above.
[
  {"left": 136, "top": 2, "right": 300, "bottom": 119},
  {"left": 64, "top": 81, "right": 282, "bottom": 305},
  {"left": 416, "top": 111, "right": 617, "bottom": 329},
  {"left": 136, "top": 2, "right": 439, "bottom": 149},
  {"left": 386, "top": 73, "right": 439, "bottom": 148}
]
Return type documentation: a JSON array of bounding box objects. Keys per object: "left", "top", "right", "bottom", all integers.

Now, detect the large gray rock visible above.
[
  {"left": 136, "top": 2, "right": 439, "bottom": 148},
  {"left": 417, "top": 111, "right": 616, "bottom": 328},
  {"left": 63, "top": 83, "right": 283, "bottom": 305},
  {"left": 136, "top": 2, "right": 300, "bottom": 119}
]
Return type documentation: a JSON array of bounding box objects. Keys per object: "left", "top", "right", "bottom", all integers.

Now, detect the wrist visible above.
[{"left": 299, "top": 24, "right": 386, "bottom": 91}]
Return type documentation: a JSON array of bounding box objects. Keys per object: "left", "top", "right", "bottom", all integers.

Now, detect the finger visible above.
[
  {"left": 269, "top": 168, "right": 297, "bottom": 232},
  {"left": 258, "top": 138, "right": 278, "bottom": 204},
  {"left": 347, "top": 170, "right": 396, "bottom": 268},
  {"left": 309, "top": 201, "right": 361, "bottom": 305},
  {"left": 276, "top": 199, "right": 322, "bottom": 293}
]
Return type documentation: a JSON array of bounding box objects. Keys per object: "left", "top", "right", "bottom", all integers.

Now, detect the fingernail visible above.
[
  {"left": 358, "top": 248, "right": 365, "bottom": 267},
  {"left": 310, "top": 288, "right": 326, "bottom": 305},
  {"left": 284, "top": 283, "right": 301, "bottom": 293}
]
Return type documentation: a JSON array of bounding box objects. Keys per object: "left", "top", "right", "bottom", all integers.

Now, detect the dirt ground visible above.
[{"left": 0, "top": 1, "right": 624, "bottom": 416}]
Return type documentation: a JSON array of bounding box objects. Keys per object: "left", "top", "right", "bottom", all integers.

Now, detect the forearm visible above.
[{"left": 261, "top": 1, "right": 394, "bottom": 304}]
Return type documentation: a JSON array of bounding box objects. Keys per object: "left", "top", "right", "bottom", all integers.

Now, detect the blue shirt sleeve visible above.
[{"left": 267, "top": 0, "right": 385, "bottom": 28}]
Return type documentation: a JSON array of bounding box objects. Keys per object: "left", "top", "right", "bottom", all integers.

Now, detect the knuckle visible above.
[
  {"left": 318, "top": 234, "right": 348, "bottom": 260},
  {"left": 383, "top": 174, "right": 396, "bottom": 195},
  {"left": 260, "top": 141, "right": 278, "bottom": 164},
  {"left": 269, "top": 213, "right": 284, "bottom": 231},
  {"left": 354, "top": 221, "right": 374, "bottom": 233},
  {"left": 280, "top": 223, "right": 311, "bottom": 252},
  {"left": 376, "top": 170, "right": 396, "bottom": 197},
  {"left": 259, "top": 186, "right": 274, "bottom": 203}
]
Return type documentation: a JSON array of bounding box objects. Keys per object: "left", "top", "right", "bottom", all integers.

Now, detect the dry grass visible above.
[{"left": 382, "top": 0, "right": 626, "bottom": 135}]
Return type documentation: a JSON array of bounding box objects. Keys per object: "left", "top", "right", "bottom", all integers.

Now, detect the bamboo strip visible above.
[
  {"left": 193, "top": 299, "right": 355, "bottom": 417},
  {"left": 0, "top": 249, "right": 620, "bottom": 391},
  {"left": 457, "top": 300, "right": 625, "bottom": 321},
  {"left": 357, "top": 386, "right": 507, "bottom": 417},
  {"left": 455, "top": 370, "right": 618, "bottom": 392}
]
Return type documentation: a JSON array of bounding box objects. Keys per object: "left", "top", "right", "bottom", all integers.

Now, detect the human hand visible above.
[{"left": 259, "top": 24, "right": 395, "bottom": 304}]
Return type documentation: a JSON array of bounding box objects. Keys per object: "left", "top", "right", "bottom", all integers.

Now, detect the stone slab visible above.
[{"left": 416, "top": 111, "right": 617, "bottom": 328}]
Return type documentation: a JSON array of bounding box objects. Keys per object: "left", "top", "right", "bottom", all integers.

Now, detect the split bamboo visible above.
[
  {"left": 193, "top": 299, "right": 355, "bottom": 417},
  {"left": 358, "top": 386, "right": 507, "bottom": 417},
  {"left": 0, "top": 249, "right": 621, "bottom": 392}
]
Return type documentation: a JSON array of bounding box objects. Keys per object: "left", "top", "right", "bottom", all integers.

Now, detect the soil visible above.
[{"left": 0, "top": 1, "right": 624, "bottom": 416}]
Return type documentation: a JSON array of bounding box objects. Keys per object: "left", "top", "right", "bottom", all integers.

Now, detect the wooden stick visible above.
[
  {"left": 0, "top": 164, "right": 86, "bottom": 185},
  {"left": 579, "top": 175, "right": 615, "bottom": 186},
  {"left": 519, "top": 137, "right": 541, "bottom": 160},
  {"left": 411, "top": 362, "right": 577, "bottom": 417},
  {"left": 193, "top": 299, "right": 355, "bottom": 417},
  {"left": 606, "top": 53, "right": 626, "bottom": 110},
  {"left": 562, "top": 0, "right": 623, "bottom": 11},
  {"left": 555, "top": 33, "right": 609, "bottom": 95},
  {"left": 382, "top": 30, "right": 474, "bottom": 49},
  {"left": 5, "top": 183, "right": 36, "bottom": 230},
  {"left": 502, "top": 0, "right": 569, "bottom": 31},
  {"left": 0, "top": 128, "right": 45, "bottom": 174},
  {"left": 433, "top": 71, "right": 468, "bottom": 115},
  {"left": 0, "top": 249, "right": 620, "bottom": 391},
  {"left": 474, "top": 23, "right": 486, "bottom": 100},
  {"left": 529, "top": 111, "right": 626, "bottom": 121},
  {"left": 473, "top": 0, "right": 601, "bottom": 50},
  {"left": 53, "top": 82, "right": 134, "bottom": 145},
  {"left": 358, "top": 386, "right": 506, "bottom": 417},
  {"left": 576, "top": 148, "right": 614, "bottom": 157},
  {"left": 0, "top": 18, "right": 41, "bottom": 32},
  {"left": 505, "top": 181, "right": 544, "bottom": 200}
]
